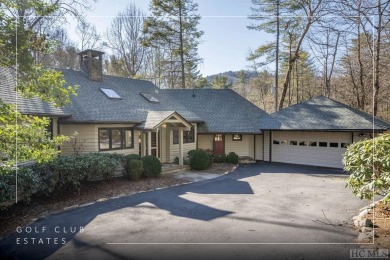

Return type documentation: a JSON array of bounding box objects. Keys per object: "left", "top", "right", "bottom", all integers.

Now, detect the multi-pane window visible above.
[
  {"left": 98, "top": 128, "right": 134, "bottom": 150},
  {"left": 173, "top": 127, "right": 195, "bottom": 144}
]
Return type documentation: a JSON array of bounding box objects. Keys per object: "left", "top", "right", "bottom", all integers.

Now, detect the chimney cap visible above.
[{"left": 78, "top": 49, "right": 105, "bottom": 56}]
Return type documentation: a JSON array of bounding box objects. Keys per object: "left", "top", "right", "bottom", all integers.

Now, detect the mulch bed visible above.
[{"left": 206, "top": 163, "right": 237, "bottom": 174}]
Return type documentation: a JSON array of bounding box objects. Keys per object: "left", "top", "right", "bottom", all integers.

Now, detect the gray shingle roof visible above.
[
  {"left": 58, "top": 69, "right": 267, "bottom": 133},
  {"left": 159, "top": 89, "right": 268, "bottom": 133},
  {"left": 0, "top": 67, "right": 70, "bottom": 117},
  {"left": 260, "top": 96, "right": 390, "bottom": 131}
]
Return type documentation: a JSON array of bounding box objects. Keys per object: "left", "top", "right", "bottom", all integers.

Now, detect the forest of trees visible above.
[{"left": 5, "top": 0, "right": 390, "bottom": 121}]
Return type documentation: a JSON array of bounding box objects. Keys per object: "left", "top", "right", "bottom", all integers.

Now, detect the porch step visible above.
[{"left": 161, "top": 164, "right": 190, "bottom": 175}]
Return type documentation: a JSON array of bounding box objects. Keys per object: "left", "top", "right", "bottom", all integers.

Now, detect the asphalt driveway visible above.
[{"left": 0, "top": 163, "right": 368, "bottom": 260}]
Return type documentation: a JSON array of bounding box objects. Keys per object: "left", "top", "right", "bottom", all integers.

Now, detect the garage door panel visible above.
[{"left": 271, "top": 131, "right": 352, "bottom": 169}]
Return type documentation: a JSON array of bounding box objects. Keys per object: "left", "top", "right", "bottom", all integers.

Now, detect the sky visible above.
[{"left": 66, "top": 0, "right": 272, "bottom": 77}]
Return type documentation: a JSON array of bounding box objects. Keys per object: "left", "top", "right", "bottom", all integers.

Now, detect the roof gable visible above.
[{"left": 260, "top": 95, "right": 390, "bottom": 131}]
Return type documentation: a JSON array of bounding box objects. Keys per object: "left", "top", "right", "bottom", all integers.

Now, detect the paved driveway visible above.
[{"left": 0, "top": 163, "right": 367, "bottom": 260}]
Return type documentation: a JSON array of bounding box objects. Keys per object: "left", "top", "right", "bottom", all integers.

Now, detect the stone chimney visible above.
[{"left": 78, "top": 49, "right": 104, "bottom": 81}]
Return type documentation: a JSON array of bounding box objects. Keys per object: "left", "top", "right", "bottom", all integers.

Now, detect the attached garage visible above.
[
  {"left": 271, "top": 131, "right": 351, "bottom": 168},
  {"left": 260, "top": 96, "right": 390, "bottom": 169}
]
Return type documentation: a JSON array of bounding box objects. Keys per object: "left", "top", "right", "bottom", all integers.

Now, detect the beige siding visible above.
[
  {"left": 255, "top": 135, "right": 264, "bottom": 160},
  {"left": 60, "top": 123, "right": 139, "bottom": 156},
  {"left": 52, "top": 117, "right": 58, "bottom": 137},
  {"left": 263, "top": 131, "right": 270, "bottom": 161},
  {"left": 168, "top": 123, "right": 197, "bottom": 162},
  {"left": 225, "top": 134, "right": 254, "bottom": 158},
  {"left": 197, "top": 134, "right": 213, "bottom": 150},
  {"left": 353, "top": 131, "right": 383, "bottom": 142}
]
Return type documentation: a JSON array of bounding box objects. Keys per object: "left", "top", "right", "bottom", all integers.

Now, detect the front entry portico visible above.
[{"left": 138, "top": 111, "right": 193, "bottom": 165}]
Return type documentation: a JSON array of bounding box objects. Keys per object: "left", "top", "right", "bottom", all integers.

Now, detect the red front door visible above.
[{"left": 213, "top": 134, "right": 224, "bottom": 154}]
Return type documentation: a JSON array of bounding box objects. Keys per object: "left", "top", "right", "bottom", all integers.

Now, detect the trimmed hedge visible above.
[
  {"left": 127, "top": 160, "right": 143, "bottom": 181},
  {"left": 226, "top": 152, "right": 239, "bottom": 164},
  {"left": 142, "top": 156, "right": 162, "bottom": 177},
  {"left": 189, "top": 149, "right": 212, "bottom": 170}
]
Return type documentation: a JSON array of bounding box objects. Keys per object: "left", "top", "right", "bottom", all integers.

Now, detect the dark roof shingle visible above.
[
  {"left": 0, "top": 68, "right": 70, "bottom": 117},
  {"left": 58, "top": 69, "right": 267, "bottom": 133},
  {"left": 260, "top": 96, "right": 390, "bottom": 131}
]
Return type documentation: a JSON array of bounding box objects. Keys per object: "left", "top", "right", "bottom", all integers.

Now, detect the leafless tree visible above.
[
  {"left": 105, "top": 3, "right": 146, "bottom": 78},
  {"left": 76, "top": 18, "right": 101, "bottom": 51}
]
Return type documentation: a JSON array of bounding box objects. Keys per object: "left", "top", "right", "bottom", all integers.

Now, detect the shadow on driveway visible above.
[{"left": 0, "top": 164, "right": 258, "bottom": 259}]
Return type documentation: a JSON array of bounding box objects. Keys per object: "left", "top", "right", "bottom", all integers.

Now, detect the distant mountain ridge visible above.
[{"left": 205, "top": 70, "right": 258, "bottom": 84}]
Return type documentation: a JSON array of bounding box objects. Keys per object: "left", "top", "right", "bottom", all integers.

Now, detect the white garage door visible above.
[{"left": 272, "top": 131, "right": 352, "bottom": 168}]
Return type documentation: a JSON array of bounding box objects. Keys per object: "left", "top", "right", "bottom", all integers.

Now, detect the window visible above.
[
  {"left": 309, "top": 141, "right": 317, "bottom": 147},
  {"left": 341, "top": 143, "right": 350, "bottom": 148},
  {"left": 184, "top": 128, "right": 195, "bottom": 143},
  {"left": 330, "top": 142, "right": 338, "bottom": 148},
  {"left": 98, "top": 128, "right": 134, "bottom": 150},
  {"left": 140, "top": 92, "right": 159, "bottom": 103},
  {"left": 214, "top": 134, "right": 223, "bottom": 141},
  {"left": 100, "top": 88, "right": 121, "bottom": 99},
  {"left": 290, "top": 140, "right": 297, "bottom": 145},
  {"left": 273, "top": 140, "right": 280, "bottom": 145},
  {"left": 280, "top": 140, "right": 287, "bottom": 145},
  {"left": 173, "top": 128, "right": 195, "bottom": 144},
  {"left": 319, "top": 142, "right": 327, "bottom": 147},
  {"left": 232, "top": 134, "right": 242, "bottom": 141},
  {"left": 173, "top": 130, "right": 179, "bottom": 144},
  {"left": 299, "top": 141, "right": 307, "bottom": 146}
]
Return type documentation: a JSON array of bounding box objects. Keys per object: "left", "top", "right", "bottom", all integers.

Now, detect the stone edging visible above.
[{"left": 352, "top": 199, "right": 383, "bottom": 243}]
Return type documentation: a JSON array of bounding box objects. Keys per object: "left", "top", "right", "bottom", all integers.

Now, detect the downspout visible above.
[
  {"left": 269, "top": 131, "right": 272, "bottom": 162},
  {"left": 253, "top": 134, "right": 256, "bottom": 161}
]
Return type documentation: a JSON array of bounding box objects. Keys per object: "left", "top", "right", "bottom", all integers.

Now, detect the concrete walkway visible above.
[
  {"left": 171, "top": 171, "right": 222, "bottom": 182},
  {"left": 0, "top": 163, "right": 366, "bottom": 260}
]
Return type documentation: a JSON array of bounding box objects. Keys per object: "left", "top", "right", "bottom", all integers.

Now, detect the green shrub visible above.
[
  {"left": 173, "top": 156, "right": 179, "bottom": 164},
  {"left": 213, "top": 153, "right": 226, "bottom": 163},
  {"left": 38, "top": 153, "right": 121, "bottom": 195},
  {"left": 84, "top": 153, "right": 121, "bottom": 180},
  {"left": 343, "top": 134, "right": 390, "bottom": 203},
  {"left": 226, "top": 152, "right": 239, "bottom": 164},
  {"left": 190, "top": 149, "right": 212, "bottom": 170},
  {"left": 142, "top": 156, "right": 162, "bottom": 177},
  {"left": 123, "top": 154, "right": 141, "bottom": 176},
  {"left": 127, "top": 160, "right": 143, "bottom": 180},
  {"left": 44, "top": 155, "right": 90, "bottom": 194},
  {"left": 187, "top": 150, "right": 197, "bottom": 159},
  {"left": 0, "top": 166, "right": 39, "bottom": 204}
]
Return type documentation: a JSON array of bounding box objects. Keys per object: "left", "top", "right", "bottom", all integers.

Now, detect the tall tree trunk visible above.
[
  {"left": 274, "top": 0, "right": 280, "bottom": 112},
  {"left": 178, "top": 0, "right": 186, "bottom": 89},
  {"left": 279, "top": 14, "right": 314, "bottom": 110},
  {"left": 357, "top": 2, "right": 365, "bottom": 110},
  {"left": 295, "top": 60, "right": 299, "bottom": 102},
  {"left": 326, "top": 31, "right": 340, "bottom": 97},
  {"left": 374, "top": 0, "right": 382, "bottom": 116}
]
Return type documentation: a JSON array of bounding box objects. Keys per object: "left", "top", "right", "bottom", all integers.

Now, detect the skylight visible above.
[
  {"left": 140, "top": 92, "right": 159, "bottom": 103},
  {"left": 100, "top": 88, "right": 121, "bottom": 99}
]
